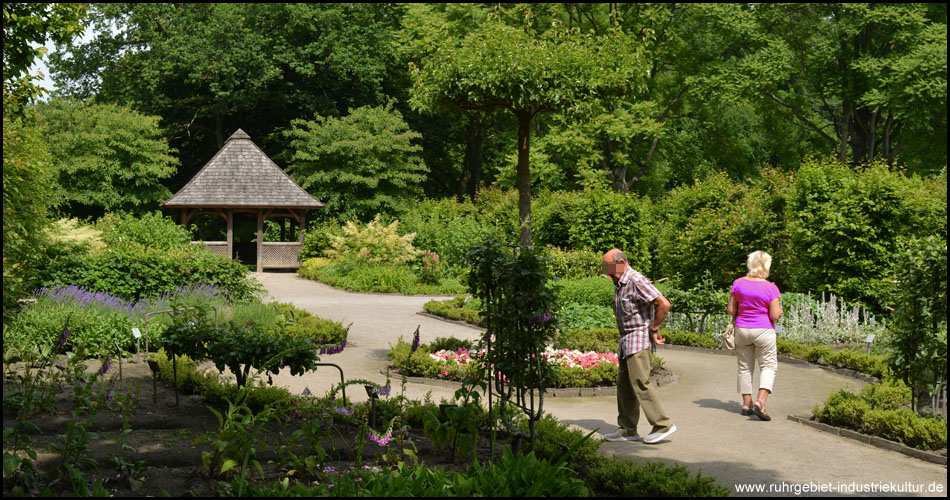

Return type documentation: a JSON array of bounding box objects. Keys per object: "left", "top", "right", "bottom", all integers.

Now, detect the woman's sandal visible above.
[
  {"left": 752, "top": 402, "right": 771, "bottom": 421},
  {"left": 741, "top": 406, "right": 752, "bottom": 416}
]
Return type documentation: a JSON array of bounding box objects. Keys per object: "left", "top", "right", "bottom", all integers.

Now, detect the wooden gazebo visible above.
[{"left": 163, "top": 129, "right": 323, "bottom": 272}]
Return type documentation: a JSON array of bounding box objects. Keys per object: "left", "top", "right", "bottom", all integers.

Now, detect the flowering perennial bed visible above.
[{"left": 423, "top": 346, "right": 620, "bottom": 388}]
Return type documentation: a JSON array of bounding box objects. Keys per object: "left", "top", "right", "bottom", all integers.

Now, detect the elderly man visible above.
[{"left": 602, "top": 249, "right": 677, "bottom": 444}]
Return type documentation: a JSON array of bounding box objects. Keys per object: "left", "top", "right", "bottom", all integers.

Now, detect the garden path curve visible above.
[{"left": 248, "top": 272, "right": 947, "bottom": 497}]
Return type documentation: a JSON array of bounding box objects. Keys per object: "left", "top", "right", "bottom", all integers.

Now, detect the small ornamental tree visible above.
[
  {"left": 887, "top": 235, "right": 948, "bottom": 415},
  {"left": 467, "top": 239, "right": 560, "bottom": 451}
]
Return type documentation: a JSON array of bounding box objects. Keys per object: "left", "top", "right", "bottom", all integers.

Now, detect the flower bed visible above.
[{"left": 388, "top": 337, "right": 667, "bottom": 389}]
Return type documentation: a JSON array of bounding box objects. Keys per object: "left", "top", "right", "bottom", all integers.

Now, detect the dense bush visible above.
[
  {"left": 557, "top": 302, "right": 615, "bottom": 330},
  {"left": 95, "top": 211, "right": 191, "bottom": 249},
  {"left": 526, "top": 414, "right": 729, "bottom": 497},
  {"left": 554, "top": 328, "right": 618, "bottom": 354},
  {"left": 564, "top": 188, "right": 651, "bottom": 271},
  {"left": 651, "top": 169, "right": 788, "bottom": 291},
  {"left": 284, "top": 315, "right": 348, "bottom": 345},
  {"left": 785, "top": 158, "right": 945, "bottom": 312},
  {"left": 422, "top": 296, "right": 484, "bottom": 326},
  {"left": 545, "top": 247, "right": 601, "bottom": 281},
  {"left": 43, "top": 243, "right": 261, "bottom": 302},
  {"left": 399, "top": 196, "right": 499, "bottom": 278},
  {"left": 813, "top": 382, "right": 946, "bottom": 450},
  {"left": 557, "top": 276, "right": 614, "bottom": 307}
]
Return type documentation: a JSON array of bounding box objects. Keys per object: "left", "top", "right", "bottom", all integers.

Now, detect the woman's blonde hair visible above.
[{"left": 746, "top": 251, "right": 772, "bottom": 279}]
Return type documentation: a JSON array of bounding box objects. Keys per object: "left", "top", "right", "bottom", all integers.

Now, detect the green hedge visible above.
[
  {"left": 557, "top": 276, "right": 614, "bottom": 307},
  {"left": 43, "top": 244, "right": 261, "bottom": 302},
  {"left": 423, "top": 296, "right": 485, "bottom": 326},
  {"left": 812, "top": 382, "right": 946, "bottom": 450}
]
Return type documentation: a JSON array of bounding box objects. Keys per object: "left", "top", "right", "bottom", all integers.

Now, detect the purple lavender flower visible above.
[
  {"left": 320, "top": 338, "right": 347, "bottom": 356},
  {"left": 100, "top": 359, "right": 111, "bottom": 376},
  {"left": 411, "top": 326, "right": 420, "bottom": 353},
  {"left": 373, "top": 384, "right": 391, "bottom": 397},
  {"left": 302, "top": 387, "right": 311, "bottom": 397},
  {"left": 106, "top": 387, "right": 115, "bottom": 403},
  {"left": 332, "top": 405, "right": 353, "bottom": 417}
]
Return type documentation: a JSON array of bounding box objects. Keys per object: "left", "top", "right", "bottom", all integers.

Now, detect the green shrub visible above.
[
  {"left": 2, "top": 297, "right": 167, "bottom": 357},
  {"left": 43, "top": 244, "right": 261, "bottom": 302},
  {"left": 557, "top": 276, "right": 614, "bottom": 307},
  {"left": 429, "top": 336, "right": 474, "bottom": 352},
  {"left": 523, "top": 414, "right": 601, "bottom": 465},
  {"left": 813, "top": 382, "right": 947, "bottom": 450},
  {"left": 862, "top": 409, "right": 947, "bottom": 450},
  {"left": 399, "top": 196, "right": 498, "bottom": 279},
  {"left": 586, "top": 456, "right": 730, "bottom": 497},
  {"left": 284, "top": 315, "right": 348, "bottom": 345},
  {"left": 662, "top": 330, "right": 721, "bottom": 349},
  {"left": 558, "top": 302, "right": 615, "bottom": 330},
  {"left": 786, "top": 158, "right": 945, "bottom": 311},
  {"left": 555, "top": 328, "right": 618, "bottom": 353},
  {"left": 423, "top": 297, "right": 484, "bottom": 326},
  {"left": 546, "top": 247, "right": 602, "bottom": 281},
  {"left": 325, "top": 214, "right": 421, "bottom": 265},
  {"left": 96, "top": 211, "right": 191, "bottom": 250},
  {"left": 300, "top": 220, "right": 344, "bottom": 259},
  {"left": 652, "top": 169, "right": 787, "bottom": 291}
]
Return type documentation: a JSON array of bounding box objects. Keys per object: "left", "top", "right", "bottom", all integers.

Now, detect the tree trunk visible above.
[
  {"left": 461, "top": 115, "right": 486, "bottom": 202},
  {"left": 516, "top": 111, "right": 533, "bottom": 247}
]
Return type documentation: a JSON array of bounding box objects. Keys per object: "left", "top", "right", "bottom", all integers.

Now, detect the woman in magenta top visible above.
[{"left": 727, "top": 251, "right": 782, "bottom": 421}]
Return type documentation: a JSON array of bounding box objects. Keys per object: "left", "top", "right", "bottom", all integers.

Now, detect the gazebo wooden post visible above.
[
  {"left": 299, "top": 211, "right": 306, "bottom": 244},
  {"left": 226, "top": 209, "right": 234, "bottom": 261},
  {"left": 256, "top": 209, "right": 264, "bottom": 272}
]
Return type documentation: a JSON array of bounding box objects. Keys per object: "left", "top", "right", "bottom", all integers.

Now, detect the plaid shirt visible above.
[{"left": 613, "top": 266, "right": 662, "bottom": 358}]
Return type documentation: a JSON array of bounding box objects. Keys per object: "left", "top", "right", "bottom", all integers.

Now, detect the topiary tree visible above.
[{"left": 410, "top": 20, "right": 649, "bottom": 246}]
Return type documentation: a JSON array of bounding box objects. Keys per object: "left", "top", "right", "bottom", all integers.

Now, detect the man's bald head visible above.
[{"left": 602, "top": 249, "right": 628, "bottom": 282}]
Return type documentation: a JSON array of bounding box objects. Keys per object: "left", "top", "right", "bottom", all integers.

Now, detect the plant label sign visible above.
[{"left": 132, "top": 328, "right": 142, "bottom": 339}]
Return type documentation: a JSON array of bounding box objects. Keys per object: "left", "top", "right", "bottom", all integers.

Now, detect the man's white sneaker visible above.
[
  {"left": 604, "top": 431, "right": 641, "bottom": 442},
  {"left": 642, "top": 424, "right": 677, "bottom": 444}
]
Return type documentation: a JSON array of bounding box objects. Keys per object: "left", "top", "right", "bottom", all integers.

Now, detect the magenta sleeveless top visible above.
[{"left": 731, "top": 278, "right": 780, "bottom": 329}]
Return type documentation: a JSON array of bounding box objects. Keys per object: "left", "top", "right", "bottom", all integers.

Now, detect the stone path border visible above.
[{"left": 787, "top": 414, "right": 947, "bottom": 465}]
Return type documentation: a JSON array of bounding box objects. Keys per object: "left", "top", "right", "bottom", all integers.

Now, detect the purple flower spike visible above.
[
  {"left": 100, "top": 359, "right": 111, "bottom": 376},
  {"left": 332, "top": 405, "right": 353, "bottom": 417},
  {"left": 302, "top": 387, "right": 311, "bottom": 397},
  {"left": 60, "top": 327, "right": 70, "bottom": 347},
  {"left": 373, "top": 384, "right": 391, "bottom": 397},
  {"left": 369, "top": 428, "right": 393, "bottom": 446},
  {"left": 411, "top": 326, "right": 420, "bottom": 353}
]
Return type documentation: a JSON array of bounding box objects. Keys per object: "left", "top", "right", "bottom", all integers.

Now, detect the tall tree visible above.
[
  {"left": 49, "top": 3, "right": 408, "bottom": 191},
  {"left": 284, "top": 102, "right": 428, "bottom": 223},
  {"left": 702, "top": 3, "right": 947, "bottom": 173},
  {"left": 410, "top": 20, "right": 649, "bottom": 246},
  {"left": 36, "top": 98, "right": 179, "bottom": 220}
]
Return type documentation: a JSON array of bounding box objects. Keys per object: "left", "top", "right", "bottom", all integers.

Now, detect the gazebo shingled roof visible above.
[
  {"left": 163, "top": 129, "right": 323, "bottom": 209},
  {"left": 162, "top": 129, "right": 323, "bottom": 272}
]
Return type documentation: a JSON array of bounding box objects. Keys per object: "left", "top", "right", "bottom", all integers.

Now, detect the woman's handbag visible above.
[{"left": 722, "top": 317, "right": 736, "bottom": 350}]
